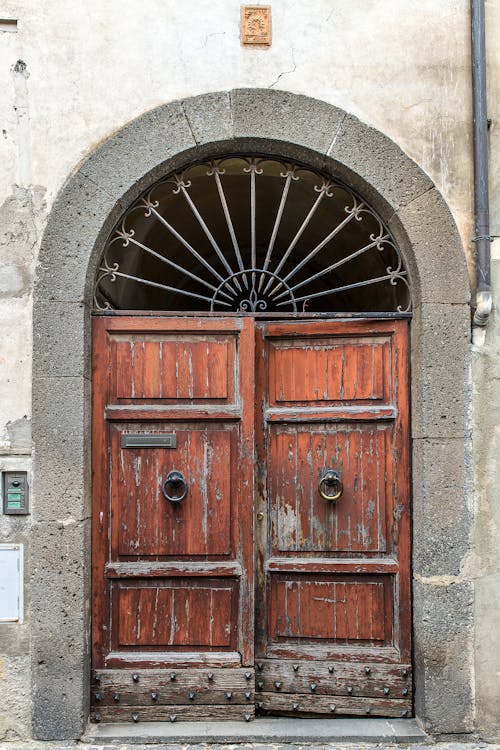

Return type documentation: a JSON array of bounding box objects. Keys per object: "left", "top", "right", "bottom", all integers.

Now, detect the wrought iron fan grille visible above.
[{"left": 94, "top": 156, "right": 411, "bottom": 314}]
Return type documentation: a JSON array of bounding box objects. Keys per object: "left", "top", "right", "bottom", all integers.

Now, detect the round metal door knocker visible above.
[
  {"left": 162, "top": 470, "right": 188, "bottom": 503},
  {"left": 318, "top": 469, "right": 343, "bottom": 502}
]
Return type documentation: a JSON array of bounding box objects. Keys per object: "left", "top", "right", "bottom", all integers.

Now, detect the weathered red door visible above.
[
  {"left": 91, "top": 316, "right": 256, "bottom": 722},
  {"left": 92, "top": 316, "right": 411, "bottom": 721},
  {"left": 254, "top": 319, "right": 411, "bottom": 717}
]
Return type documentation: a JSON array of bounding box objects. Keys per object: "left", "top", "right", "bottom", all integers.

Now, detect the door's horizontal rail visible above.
[
  {"left": 266, "top": 558, "right": 398, "bottom": 574},
  {"left": 105, "top": 406, "right": 242, "bottom": 422},
  {"left": 257, "top": 692, "right": 410, "bottom": 717},
  {"left": 104, "top": 652, "right": 242, "bottom": 669},
  {"left": 266, "top": 645, "right": 404, "bottom": 662},
  {"left": 102, "top": 316, "right": 244, "bottom": 332},
  {"left": 92, "top": 704, "right": 254, "bottom": 722},
  {"left": 106, "top": 561, "right": 242, "bottom": 578},
  {"left": 265, "top": 406, "right": 397, "bottom": 422}
]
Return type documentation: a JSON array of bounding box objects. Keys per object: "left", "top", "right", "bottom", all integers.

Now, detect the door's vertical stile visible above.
[
  {"left": 254, "top": 325, "right": 268, "bottom": 660},
  {"left": 393, "top": 321, "right": 411, "bottom": 660},
  {"left": 236, "top": 317, "right": 256, "bottom": 666},
  {"left": 91, "top": 318, "right": 112, "bottom": 671}
]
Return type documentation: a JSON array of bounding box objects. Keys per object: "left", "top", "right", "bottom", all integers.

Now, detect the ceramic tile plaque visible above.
[{"left": 241, "top": 6, "right": 271, "bottom": 46}]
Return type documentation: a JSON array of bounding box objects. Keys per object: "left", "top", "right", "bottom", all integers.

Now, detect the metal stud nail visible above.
[
  {"left": 189, "top": 691, "right": 196, "bottom": 701},
  {"left": 94, "top": 713, "right": 101, "bottom": 723},
  {"left": 257, "top": 701, "right": 263, "bottom": 709},
  {"left": 113, "top": 693, "right": 120, "bottom": 702},
  {"left": 170, "top": 714, "right": 177, "bottom": 722},
  {"left": 293, "top": 664, "right": 299, "bottom": 672},
  {"left": 328, "top": 665, "right": 334, "bottom": 673},
  {"left": 244, "top": 713, "right": 251, "bottom": 722},
  {"left": 293, "top": 703, "right": 299, "bottom": 711},
  {"left": 94, "top": 692, "right": 101, "bottom": 702},
  {"left": 245, "top": 691, "right": 251, "bottom": 700},
  {"left": 402, "top": 687, "right": 409, "bottom": 696},
  {"left": 310, "top": 683, "right": 317, "bottom": 692},
  {"left": 384, "top": 687, "right": 390, "bottom": 695},
  {"left": 402, "top": 668, "right": 409, "bottom": 677},
  {"left": 257, "top": 681, "right": 263, "bottom": 690},
  {"left": 151, "top": 691, "right": 158, "bottom": 701},
  {"left": 365, "top": 666, "right": 371, "bottom": 674},
  {"left": 366, "top": 706, "right": 371, "bottom": 714},
  {"left": 207, "top": 672, "right": 214, "bottom": 681},
  {"left": 257, "top": 663, "right": 263, "bottom": 671},
  {"left": 95, "top": 674, "right": 101, "bottom": 683},
  {"left": 132, "top": 713, "right": 139, "bottom": 723},
  {"left": 226, "top": 691, "right": 233, "bottom": 700},
  {"left": 330, "top": 704, "right": 336, "bottom": 712},
  {"left": 401, "top": 709, "right": 408, "bottom": 717},
  {"left": 170, "top": 672, "right": 177, "bottom": 681},
  {"left": 245, "top": 671, "right": 252, "bottom": 680},
  {"left": 347, "top": 686, "right": 353, "bottom": 694},
  {"left": 274, "top": 681, "right": 282, "bottom": 690},
  {"left": 132, "top": 673, "right": 139, "bottom": 682}
]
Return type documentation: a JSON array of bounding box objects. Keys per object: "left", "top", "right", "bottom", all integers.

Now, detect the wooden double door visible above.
[{"left": 91, "top": 316, "right": 411, "bottom": 722}]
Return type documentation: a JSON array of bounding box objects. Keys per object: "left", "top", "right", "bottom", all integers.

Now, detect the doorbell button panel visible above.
[{"left": 2, "top": 471, "right": 30, "bottom": 515}]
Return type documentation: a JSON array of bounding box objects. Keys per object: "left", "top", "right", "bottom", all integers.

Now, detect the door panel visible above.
[
  {"left": 255, "top": 319, "right": 411, "bottom": 717},
  {"left": 111, "top": 424, "right": 235, "bottom": 557},
  {"left": 92, "top": 316, "right": 255, "bottom": 722},
  {"left": 269, "top": 424, "right": 389, "bottom": 553}
]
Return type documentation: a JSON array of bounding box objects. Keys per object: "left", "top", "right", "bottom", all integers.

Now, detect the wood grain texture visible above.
[
  {"left": 92, "top": 317, "right": 255, "bottom": 722},
  {"left": 255, "top": 319, "right": 411, "bottom": 714},
  {"left": 269, "top": 576, "right": 390, "bottom": 643},
  {"left": 93, "top": 316, "right": 411, "bottom": 721},
  {"left": 257, "top": 692, "right": 410, "bottom": 717},
  {"left": 255, "top": 659, "right": 411, "bottom": 698},
  {"left": 92, "top": 705, "right": 255, "bottom": 722},
  {"left": 93, "top": 667, "right": 255, "bottom": 706}
]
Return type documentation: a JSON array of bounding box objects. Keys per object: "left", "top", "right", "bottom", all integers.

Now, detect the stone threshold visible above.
[{"left": 83, "top": 717, "right": 428, "bottom": 744}]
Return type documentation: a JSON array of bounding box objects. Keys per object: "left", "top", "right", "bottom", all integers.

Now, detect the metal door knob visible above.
[
  {"left": 162, "top": 471, "right": 188, "bottom": 503},
  {"left": 319, "top": 469, "right": 343, "bottom": 501}
]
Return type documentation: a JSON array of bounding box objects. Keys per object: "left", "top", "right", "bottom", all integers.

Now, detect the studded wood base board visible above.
[
  {"left": 255, "top": 660, "right": 412, "bottom": 718},
  {"left": 91, "top": 668, "right": 256, "bottom": 723}
]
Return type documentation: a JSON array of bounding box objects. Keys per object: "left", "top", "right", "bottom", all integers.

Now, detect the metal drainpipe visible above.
[{"left": 471, "top": 0, "right": 492, "bottom": 328}]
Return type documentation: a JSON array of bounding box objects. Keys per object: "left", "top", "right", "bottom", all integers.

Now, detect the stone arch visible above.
[{"left": 32, "top": 89, "right": 472, "bottom": 739}]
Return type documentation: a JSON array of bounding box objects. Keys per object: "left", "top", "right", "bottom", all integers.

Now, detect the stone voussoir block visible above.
[
  {"left": 181, "top": 90, "right": 233, "bottom": 145},
  {"left": 389, "top": 188, "right": 471, "bottom": 307},
  {"left": 79, "top": 100, "right": 196, "bottom": 204},
  {"left": 329, "top": 113, "right": 434, "bottom": 217},
  {"left": 231, "top": 88, "right": 345, "bottom": 156}
]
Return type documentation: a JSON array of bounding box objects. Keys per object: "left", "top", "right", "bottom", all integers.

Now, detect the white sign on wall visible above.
[{"left": 0, "top": 544, "right": 23, "bottom": 623}]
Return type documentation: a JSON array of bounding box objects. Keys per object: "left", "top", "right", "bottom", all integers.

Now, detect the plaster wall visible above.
[{"left": 0, "top": 0, "right": 498, "bottom": 741}]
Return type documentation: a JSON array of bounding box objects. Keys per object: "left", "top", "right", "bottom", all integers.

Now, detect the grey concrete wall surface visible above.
[{"left": 0, "top": 0, "right": 497, "bottom": 743}]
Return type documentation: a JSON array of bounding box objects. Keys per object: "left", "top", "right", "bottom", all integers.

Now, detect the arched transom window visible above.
[{"left": 94, "top": 156, "right": 411, "bottom": 314}]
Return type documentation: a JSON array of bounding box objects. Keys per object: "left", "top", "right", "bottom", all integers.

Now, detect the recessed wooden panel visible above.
[
  {"left": 111, "top": 335, "right": 233, "bottom": 402},
  {"left": 269, "top": 575, "right": 391, "bottom": 643},
  {"left": 269, "top": 336, "right": 388, "bottom": 405},
  {"left": 113, "top": 580, "right": 236, "bottom": 649},
  {"left": 269, "top": 423, "right": 389, "bottom": 553},
  {"left": 111, "top": 425, "right": 235, "bottom": 557}
]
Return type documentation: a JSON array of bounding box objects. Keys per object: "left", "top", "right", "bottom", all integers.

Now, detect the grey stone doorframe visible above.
[{"left": 32, "top": 89, "right": 472, "bottom": 740}]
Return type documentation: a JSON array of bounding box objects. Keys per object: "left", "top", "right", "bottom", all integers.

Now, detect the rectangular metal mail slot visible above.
[{"left": 121, "top": 434, "right": 177, "bottom": 449}]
